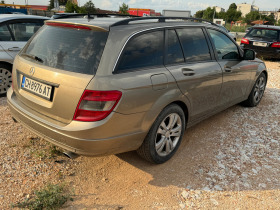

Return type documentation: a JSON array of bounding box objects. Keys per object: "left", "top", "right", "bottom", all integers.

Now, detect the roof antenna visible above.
[{"left": 87, "top": 12, "right": 93, "bottom": 22}]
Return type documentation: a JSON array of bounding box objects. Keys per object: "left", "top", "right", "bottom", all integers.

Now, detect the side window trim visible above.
[
  {"left": 164, "top": 29, "right": 185, "bottom": 66},
  {"left": 201, "top": 27, "right": 215, "bottom": 60},
  {"left": 114, "top": 29, "right": 165, "bottom": 74}
]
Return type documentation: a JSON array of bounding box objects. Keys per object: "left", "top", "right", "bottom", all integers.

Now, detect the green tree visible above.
[
  {"left": 119, "top": 3, "right": 129, "bottom": 15},
  {"left": 48, "top": 0, "right": 54, "bottom": 10},
  {"left": 244, "top": 11, "right": 260, "bottom": 24},
  {"left": 202, "top": 7, "right": 215, "bottom": 21},
  {"left": 80, "top": 0, "right": 96, "bottom": 13},
  {"left": 1, "top": 0, "right": 5, "bottom": 3},
  {"left": 228, "top": 3, "right": 237, "bottom": 10},
  {"left": 225, "top": 9, "right": 242, "bottom": 22},
  {"left": 65, "top": 0, "right": 80, "bottom": 13},
  {"left": 263, "top": 13, "right": 275, "bottom": 24},
  {"left": 195, "top": 10, "right": 204, "bottom": 18}
]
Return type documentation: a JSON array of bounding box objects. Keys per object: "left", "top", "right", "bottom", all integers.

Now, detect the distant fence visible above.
[{"left": 0, "top": 7, "right": 27, "bottom": 14}]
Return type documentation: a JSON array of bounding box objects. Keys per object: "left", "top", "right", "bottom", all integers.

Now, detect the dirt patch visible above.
[{"left": 0, "top": 61, "right": 280, "bottom": 209}]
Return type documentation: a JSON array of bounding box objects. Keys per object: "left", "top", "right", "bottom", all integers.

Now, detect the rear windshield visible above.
[
  {"left": 21, "top": 25, "right": 108, "bottom": 75},
  {"left": 247, "top": 28, "right": 279, "bottom": 41}
]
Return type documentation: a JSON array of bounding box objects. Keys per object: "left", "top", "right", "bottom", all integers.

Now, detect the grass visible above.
[
  {"left": 13, "top": 183, "right": 73, "bottom": 210},
  {"left": 30, "top": 145, "right": 63, "bottom": 160}
]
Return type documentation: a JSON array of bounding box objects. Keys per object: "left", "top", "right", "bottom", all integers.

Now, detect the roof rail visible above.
[
  {"left": 110, "top": 16, "right": 219, "bottom": 27},
  {"left": 53, "top": 13, "right": 139, "bottom": 19}
]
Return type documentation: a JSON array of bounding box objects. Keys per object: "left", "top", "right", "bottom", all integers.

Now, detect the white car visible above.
[{"left": 0, "top": 14, "right": 49, "bottom": 96}]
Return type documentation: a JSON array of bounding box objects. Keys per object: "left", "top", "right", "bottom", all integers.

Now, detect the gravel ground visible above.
[{"left": 0, "top": 61, "right": 279, "bottom": 209}]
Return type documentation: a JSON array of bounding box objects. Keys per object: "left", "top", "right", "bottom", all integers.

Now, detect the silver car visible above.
[
  {"left": 7, "top": 17, "right": 267, "bottom": 164},
  {"left": 0, "top": 14, "right": 49, "bottom": 96}
]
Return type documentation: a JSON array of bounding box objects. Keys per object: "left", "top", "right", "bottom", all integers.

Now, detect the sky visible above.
[{"left": 4, "top": 0, "right": 280, "bottom": 14}]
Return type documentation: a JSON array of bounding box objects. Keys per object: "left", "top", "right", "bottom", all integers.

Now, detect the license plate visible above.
[
  {"left": 21, "top": 76, "right": 52, "bottom": 100},
  {"left": 253, "top": 42, "right": 267, "bottom": 47}
]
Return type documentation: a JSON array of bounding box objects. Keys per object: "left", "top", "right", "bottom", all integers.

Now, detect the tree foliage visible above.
[
  {"left": 228, "top": 3, "right": 237, "bottom": 10},
  {"left": 195, "top": 10, "right": 204, "bottom": 18},
  {"left": 244, "top": 11, "right": 260, "bottom": 24},
  {"left": 65, "top": 0, "right": 80, "bottom": 13},
  {"left": 202, "top": 7, "right": 215, "bottom": 21},
  {"left": 119, "top": 3, "right": 129, "bottom": 15},
  {"left": 80, "top": 0, "right": 96, "bottom": 13}
]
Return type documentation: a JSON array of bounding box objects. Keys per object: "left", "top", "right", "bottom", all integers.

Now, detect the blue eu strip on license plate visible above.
[{"left": 22, "top": 76, "right": 26, "bottom": 87}]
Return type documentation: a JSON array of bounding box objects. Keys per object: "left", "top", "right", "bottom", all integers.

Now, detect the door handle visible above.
[
  {"left": 8, "top": 47, "right": 21, "bottom": 51},
  {"left": 181, "top": 68, "right": 195, "bottom": 76},
  {"left": 224, "top": 66, "right": 232, "bottom": 72}
]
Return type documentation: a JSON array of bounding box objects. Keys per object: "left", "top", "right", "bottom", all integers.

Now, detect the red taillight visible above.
[
  {"left": 73, "top": 90, "right": 122, "bottom": 122},
  {"left": 46, "top": 22, "right": 92, "bottom": 30},
  {"left": 241, "top": 38, "right": 249, "bottom": 45},
  {"left": 271, "top": 42, "right": 280, "bottom": 48}
]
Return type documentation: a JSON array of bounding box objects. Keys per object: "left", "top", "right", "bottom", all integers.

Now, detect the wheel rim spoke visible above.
[
  {"left": 156, "top": 137, "right": 166, "bottom": 153},
  {"left": 155, "top": 113, "right": 182, "bottom": 157}
]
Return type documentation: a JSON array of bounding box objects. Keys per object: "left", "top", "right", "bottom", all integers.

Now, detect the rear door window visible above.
[
  {"left": 0, "top": 24, "right": 12, "bottom": 41},
  {"left": 8, "top": 21, "right": 42, "bottom": 41},
  {"left": 176, "top": 28, "right": 211, "bottom": 62},
  {"left": 208, "top": 29, "right": 240, "bottom": 60},
  {"left": 21, "top": 24, "right": 108, "bottom": 75},
  {"left": 117, "top": 30, "right": 164, "bottom": 72}
]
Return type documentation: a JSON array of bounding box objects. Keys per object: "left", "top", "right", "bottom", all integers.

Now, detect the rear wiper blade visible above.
[{"left": 21, "top": 53, "right": 43, "bottom": 63}]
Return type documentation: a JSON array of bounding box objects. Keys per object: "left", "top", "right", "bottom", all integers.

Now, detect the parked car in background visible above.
[
  {"left": 217, "top": 25, "right": 237, "bottom": 41},
  {"left": 0, "top": 14, "right": 49, "bottom": 96},
  {"left": 240, "top": 25, "right": 280, "bottom": 59},
  {"left": 245, "top": 27, "right": 252, "bottom": 33},
  {"left": 7, "top": 17, "right": 267, "bottom": 164}
]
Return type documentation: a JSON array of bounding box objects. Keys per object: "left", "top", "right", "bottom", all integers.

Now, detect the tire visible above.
[
  {"left": 242, "top": 72, "right": 267, "bottom": 107},
  {"left": 0, "top": 64, "right": 12, "bottom": 97},
  {"left": 137, "top": 104, "right": 186, "bottom": 164}
]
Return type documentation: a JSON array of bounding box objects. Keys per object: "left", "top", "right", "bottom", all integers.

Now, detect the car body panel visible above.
[{"left": 7, "top": 17, "right": 267, "bottom": 156}]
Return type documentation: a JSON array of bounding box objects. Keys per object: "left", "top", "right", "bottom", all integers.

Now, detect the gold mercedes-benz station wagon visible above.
[{"left": 7, "top": 16, "right": 267, "bottom": 163}]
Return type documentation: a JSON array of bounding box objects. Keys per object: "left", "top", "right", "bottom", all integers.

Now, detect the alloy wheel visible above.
[
  {"left": 155, "top": 113, "right": 182, "bottom": 157},
  {"left": 0, "top": 68, "right": 12, "bottom": 95}
]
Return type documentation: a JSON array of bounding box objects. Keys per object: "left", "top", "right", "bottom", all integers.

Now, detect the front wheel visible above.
[
  {"left": 137, "top": 104, "right": 186, "bottom": 164},
  {"left": 242, "top": 72, "right": 267, "bottom": 107}
]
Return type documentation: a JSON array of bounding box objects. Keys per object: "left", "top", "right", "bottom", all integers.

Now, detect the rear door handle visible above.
[
  {"left": 181, "top": 68, "right": 195, "bottom": 76},
  {"left": 8, "top": 47, "right": 21, "bottom": 51}
]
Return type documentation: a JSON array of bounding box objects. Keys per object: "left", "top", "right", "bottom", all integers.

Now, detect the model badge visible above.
[{"left": 29, "top": 67, "right": 35, "bottom": 76}]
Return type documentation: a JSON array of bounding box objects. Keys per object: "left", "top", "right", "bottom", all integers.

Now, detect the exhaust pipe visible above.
[{"left": 63, "top": 151, "right": 79, "bottom": 159}]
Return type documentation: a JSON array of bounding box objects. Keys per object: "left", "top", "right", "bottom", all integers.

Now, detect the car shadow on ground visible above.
[{"left": 116, "top": 87, "right": 280, "bottom": 192}]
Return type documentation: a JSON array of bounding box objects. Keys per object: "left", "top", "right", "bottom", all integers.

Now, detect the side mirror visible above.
[{"left": 243, "top": 49, "right": 255, "bottom": 60}]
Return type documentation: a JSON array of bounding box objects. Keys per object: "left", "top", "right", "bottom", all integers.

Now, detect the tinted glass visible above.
[
  {"left": 0, "top": 24, "right": 12, "bottom": 41},
  {"left": 176, "top": 28, "right": 211, "bottom": 62},
  {"left": 9, "top": 22, "right": 42, "bottom": 41},
  {"left": 209, "top": 29, "right": 240, "bottom": 60},
  {"left": 167, "top": 30, "right": 184, "bottom": 64},
  {"left": 117, "top": 31, "right": 164, "bottom": 71},
  {"left": 22, "top": 25, "right": 108, "bottom": 75},
  {"left": 247, "top": 28, "right": 279, "bottom": 41}
]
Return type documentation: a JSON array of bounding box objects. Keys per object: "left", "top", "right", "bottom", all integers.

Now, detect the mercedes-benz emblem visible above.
[{"left": 29, "top": 67, "right": 35, "bottom": 76}]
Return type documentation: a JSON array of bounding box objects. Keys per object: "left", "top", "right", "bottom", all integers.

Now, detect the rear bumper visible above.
[
  {"left": 241, "top": 44, "right": 280, "bottom": 59},
  {"left": 7, "top": 88, "right": 146, "bottom": 156}
]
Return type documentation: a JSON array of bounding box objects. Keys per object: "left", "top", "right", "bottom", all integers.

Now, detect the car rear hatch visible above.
[
  {"left": 12, "top": 20, "right": 109, "bottom": 124},
  {"left": 242, "top": 27, "right": 280, "bottom": 53}
]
